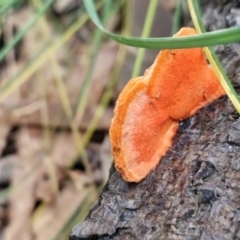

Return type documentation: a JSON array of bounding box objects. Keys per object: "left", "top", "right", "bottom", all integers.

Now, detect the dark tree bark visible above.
[{"left": 70, "top": 1, "right": 240, "bottom": 239}]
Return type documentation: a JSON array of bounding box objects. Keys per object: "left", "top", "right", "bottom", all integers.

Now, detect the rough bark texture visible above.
[{"left": 70, "top": 1, "right": 240, "bottom": 239}]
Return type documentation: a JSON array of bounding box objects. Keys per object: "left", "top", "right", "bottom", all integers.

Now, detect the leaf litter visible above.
[{"left": 0, "top": 0, "right": 117, "bottom": 239}]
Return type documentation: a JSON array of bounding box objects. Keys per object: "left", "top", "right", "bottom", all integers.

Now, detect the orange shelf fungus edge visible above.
[{"left": 109, "top": 27, "right": 225, "bottom": 182}]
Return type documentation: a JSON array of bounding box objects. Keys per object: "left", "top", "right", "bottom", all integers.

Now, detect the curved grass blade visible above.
[
  {"left": 188, "top": 0, "right": 240, "bottom": 114},
  {"left": 83, "top": 0, "right": 240, "bottom": 49},
  {"left": 131, "top": 0, "right": 158, "bottom": 78}
]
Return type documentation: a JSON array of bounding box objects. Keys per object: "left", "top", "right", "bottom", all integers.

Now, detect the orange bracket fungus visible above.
[{"left": 109, "top": 27, "right": 225, "bottom": 182}]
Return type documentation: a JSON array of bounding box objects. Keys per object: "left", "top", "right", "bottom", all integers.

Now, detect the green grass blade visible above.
[
  {"left": 73, "top": 28, "right": 103, "bottom": 121},
  {"left": 0, "top": 0, "right": 22, "bottom": 13},
  {"left": 73, "top": 0, "right": 122, "bottom": 122},
  {"left": 0, "top": 1, "right": 20, "bottom": 15},
  {"left": 0, "top": 1, "right": 104, "bottom": 104},
  {"left": 0, "top": 0, "right": 54, "bottom": 62},
  {"left": 83, "top": 0, "right": 240, "bottom": 49},
  {"left": 131, "top": 0, "right": 158, "bottom": 78},
  {"left": 188, "top": 0, "right": 240, "bottom": 114},
  {"left": 171, "top": 0, "right": 183, "bottom": 35},
  {"left": 0, "top": 0, "right": 19, "bottom": 5},
  {"left": 81, "top": 0, "right": 130, "bottom": 148}
]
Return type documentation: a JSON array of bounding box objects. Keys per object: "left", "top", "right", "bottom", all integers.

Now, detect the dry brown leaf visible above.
[
  {"left": 1, "top": 41, "right": 117, "bottom": 130},
  {"left": 2, "top": 128, "right": 51, "bottom": 239},
  {"left": 3, "top": 124, "right": 105, "bottom": 239},
  {"left": 3, "top": 128, "right": 41, "bottom": 240},
  {"left": 50, "top": 131, "right": 78, "bottom": 167}
]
